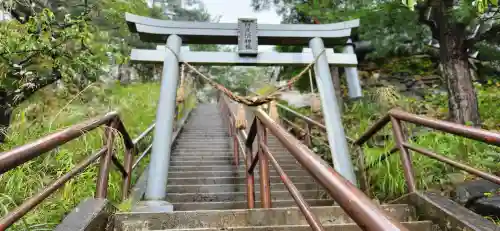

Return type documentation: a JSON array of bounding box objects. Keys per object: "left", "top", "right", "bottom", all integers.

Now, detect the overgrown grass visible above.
[
  {"left": 280, "top": 83, "right": 500, "bottom": 201},
  {"left": 0, "top": 82, "right": 165, "bottom": 230}
]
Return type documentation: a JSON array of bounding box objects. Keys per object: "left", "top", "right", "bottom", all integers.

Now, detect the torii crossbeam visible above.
[{"left": 126, "top": 13, "right": 363, "bottom": 210}]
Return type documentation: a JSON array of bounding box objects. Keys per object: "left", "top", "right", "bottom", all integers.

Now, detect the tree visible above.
[
  {"left": 410, "top": 0, "right": 498, "bottom": 125},
  {"left": 252, "top": 0, "right": 500, "bottom": 126},
  {"left": 0, "top": 0, "right": 151, "bottom": 142}
]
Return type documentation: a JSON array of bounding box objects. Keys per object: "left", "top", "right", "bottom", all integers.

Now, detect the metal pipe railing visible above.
[
  {"left": 354, "top": 114, "right": 391, "bottom": 146},
  {"left": 223, "top": 99, "right": 256, "bottom": 209},
  {"left": 277, "top": 103, "right": 326, "bottom": 131},
  {"left": 219, "top": 95, "right": 407, "bottom": 231},
  {"left": 389, "top": 109, "right": 500, "bottom": 146},
  {"left": 0, "top": 148, "right": 106, "bottom": 229},
  {"left": 353, "top": 108, "right": 500, "bottom": 193},
  {"left": 260, "top": 142, "right": 325, "bottom": 231},
  {"left": 403, "top": 143, "right": 500, "bottom": 185},
  {"left": 253, "top": 107, "right": 409, "bottom": 231},
  {"left": 225, "top": 90, "right": 500, "bottom": 230},
  {"left": 0, "top": 93, "right": 195, "bottom": 228},
  {"left": 0, "top": 112, "right": 119, "bottom": 174}
]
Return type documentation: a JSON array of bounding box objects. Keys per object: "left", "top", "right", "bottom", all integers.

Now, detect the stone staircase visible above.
[{"left": 113, "top": 103, "right": 434, "bottom": 231}]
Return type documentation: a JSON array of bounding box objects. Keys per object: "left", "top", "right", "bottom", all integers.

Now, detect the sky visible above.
[
  {"left": 202, "top": 0, "right": 281, "bottom": 24},
  {"left": 202, "top": 0, "right": 281, "bottom": 51}
]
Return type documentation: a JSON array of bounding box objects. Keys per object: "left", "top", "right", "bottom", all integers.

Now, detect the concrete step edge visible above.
[
  {"left": 166, "top": 182, "right": 319, "bottom": 187},
  {"left": 150, "top": 221, "right": 432, "bottom": 231},
  {"left": 171, "top": 199, "right": 333, "bottom": 206},
  {"left": 167, "top": 190, "right": 321, "bottom": 196}
]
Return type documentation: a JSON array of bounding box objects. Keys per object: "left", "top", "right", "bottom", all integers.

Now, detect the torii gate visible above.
[{"left": 126, "top": 13, "right": 363, "bottom": 210}]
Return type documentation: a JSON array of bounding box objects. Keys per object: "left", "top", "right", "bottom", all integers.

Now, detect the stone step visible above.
[
  {"left": 172, "top": 148, "right": 232, "bottom": 152},
  {"left": 167, "top": 176, "right": 314, "bottom": 185},
  {"left": 169, "top": 160, "right": 300, "bottom": 167},
  {"left": 169, "top": 156, "right": 298, "bottom": 163},
  {"left": 166, "top": 183, "right": 324, "bottom": 194},
  {"left": 170, "top": 152, "right": 291, "bottom": 157},
  {"left": 174, "top": 141, "right": 230, "bottom": 145},
  {"left": 170, "top": 153, "right": 295, "bottom": 163},
  {"left": 171, "top": 150, "right": 235, "bottom": 155},
  {"left": 170, "top": 156, "right": 237, "bottom": 162},
  {"left": 114, "top": 205, "right": 417, "bottom": 230},
  {"left": 151, "top": 222, "right": 432, "bottom": 231},
  {"left": 176, "top": 136, "right": 228, "bottom": 139},
  {"left": 171, "top": 199, "right": 334, "bottom": 211},
  {"left": 169, "top": 165, "right": 303, "bottom": 172},
  {"left": 168, "top": 170, "right": 308, "bottom": 178},
  {"left": 166, "top": 190, "right": 326, "bottom": 202}
]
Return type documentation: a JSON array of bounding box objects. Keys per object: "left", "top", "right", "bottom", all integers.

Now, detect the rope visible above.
[
  {"left": 308, "top": 69, "right": 315, "bottom": 114},
  {"left": 166, "top": 46, "right": 326, "bottom": 106},
  {"left": 180, "top": 64, "right": 185, "bottom": 87}
]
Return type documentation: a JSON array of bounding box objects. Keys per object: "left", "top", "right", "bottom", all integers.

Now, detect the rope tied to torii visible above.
[
  {"left": 169, "top": 46, "right": 326, "bottom": 107},
  {"left": 169, "top": 47, "right": 326, "bottom": 129}
]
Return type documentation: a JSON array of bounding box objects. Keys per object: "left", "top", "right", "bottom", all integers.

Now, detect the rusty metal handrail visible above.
[
  {"left": 353, "top": 108, "right": 500, "bottom": 194},
  {"left": 277, "top": 103, "right": 326, "bottom": 131},
  {"left": 0, "top": 112, "right": 119, "bottom": 174},
  {"left": 389, "top": 109, "right": 500, "bottom": 146},
  {"left": 252, "top": 107, "right": 409, "bottom": 231},
  {"left": 403, "top": 143, "right": 500, "bottom": 185},
  {"left": 0, "top": 148, "right": 106, "bottom": 229},
  {"left": 271, "top": 102, "right": 372, "bottom": 194},
  {"left": 218, "top": 96, "right": 325, "bottom": 230},
  {"left": 218, "top": 94, "right": 407, "bottom": 231},
  {"left": 259, "top": 141, "right": 325, "bottom": 231},
  {"left": 0, "top": 113, "right": 129, "bottom": 228},
  {"left": 0, "top": 94, "right": 195, "bottom": 228}
]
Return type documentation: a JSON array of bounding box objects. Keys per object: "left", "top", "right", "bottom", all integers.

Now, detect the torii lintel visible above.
[{"left": 125, "top": 13, "right": 359, "bottom": 46}]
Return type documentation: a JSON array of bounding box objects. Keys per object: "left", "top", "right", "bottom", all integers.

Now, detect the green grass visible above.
[
  {"left": 1, "top": 77, "right": 497, "bottom": 229},
  {"left": 0, "top": 82, "right": 194, "bottom": 230},
  {"left": 280, "top": 83, "right": 500, "bottom": 201}
]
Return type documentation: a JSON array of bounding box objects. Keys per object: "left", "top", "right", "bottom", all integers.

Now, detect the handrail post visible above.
[
  {"left": 353, "top": 145, "right": 371, "bottom": 197},
  {"left": 96, "top": 120, "right": 117, "bottom": 198},
  {"left": 309, "top": 37, "right": 357, "bottom": 185},
  {"left": 257, "top": 118, "right": 272, "bottom": 208},
  {"left": 246, "top": 144, "right": 255, "bottom": 209},
  {"left": 233, "top": 127, "right": 240, "bottom": 166},
  {"left": 304, "top": 123, "right": 312, "bottom": 147},
  {"left": 145, "top": 34, "right": 182, "bottom": 207},
  {"left": 390, "top": 116, "right": 416, "bottom": 193},
  {"left": 122, "top": 147, "right": 134, "bottom": 200},
  {"left": 254, "top": 108, "right": 409, "bottom": 231}
]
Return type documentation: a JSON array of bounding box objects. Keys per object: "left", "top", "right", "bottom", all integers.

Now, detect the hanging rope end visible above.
[
  {"left": 176, "top": 87, "right": 185, "bottom": 103},
  {"left": 269, "top": 101, "right": 279, "bottom": 121},
  {"left": 235, "top": 104, "right": 247, "bottom": 130}
]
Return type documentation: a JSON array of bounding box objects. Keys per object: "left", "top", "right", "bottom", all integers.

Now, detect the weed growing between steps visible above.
[
  {"left": 278, "top": 83, "right": 500, "bottom": 201},
  {"left": 0, "top": 83, "right": 162, "bottom": 230}
]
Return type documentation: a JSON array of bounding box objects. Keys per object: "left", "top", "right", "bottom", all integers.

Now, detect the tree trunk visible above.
[
  {"left": 437, "top": 0, "right": 481, "bottom": 126},
  {"left": 0, "top": 91, "right": 12, "bottom": 143},
  {"left": 330, "top": 65, "right": 343, "bottom": 114}
]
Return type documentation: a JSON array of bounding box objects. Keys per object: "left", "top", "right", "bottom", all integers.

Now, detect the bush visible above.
[{"left": 0, "top": 83, "right": 164, "bottom": 230}]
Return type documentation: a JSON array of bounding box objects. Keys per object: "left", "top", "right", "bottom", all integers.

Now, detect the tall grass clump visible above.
[
  {"left": 276, "top": 83, "right": 499, "bottom": 201},
  {"left": 346, "top": 84, "right": 500, "bottom": 200},
  {"left": 0, "top": 82, "right": 165, "bottom": 230}
]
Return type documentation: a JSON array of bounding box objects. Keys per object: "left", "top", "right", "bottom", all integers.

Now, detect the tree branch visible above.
[
  {"left": 10, "top": 69, "right": 62, "bottom": 107},
  {"left": 476, "top": 23, "right": 500, "bottom": 43},
  {"left": 415, "top": 0, "right": 440, "bottom": 41}
]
